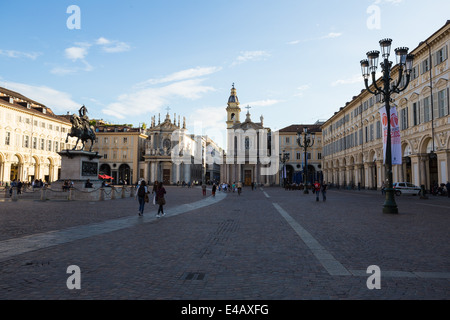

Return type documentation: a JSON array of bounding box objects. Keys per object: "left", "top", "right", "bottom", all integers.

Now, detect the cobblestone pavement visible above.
[{"left": 0, "top": 186, "right": 449, "bottom": 302}]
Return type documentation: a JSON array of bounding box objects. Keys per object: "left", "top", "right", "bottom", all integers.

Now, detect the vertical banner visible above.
[{"left": 379, "top": 106, "right": 402, "bottom": 165}]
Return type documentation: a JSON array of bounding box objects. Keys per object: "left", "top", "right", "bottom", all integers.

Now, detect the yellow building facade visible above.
[
  {"left": 0, "top": 87, "right": 77, "bottom": 184},
  {"left": 322, "top": 21, "right": 450, "bottom": 191}
]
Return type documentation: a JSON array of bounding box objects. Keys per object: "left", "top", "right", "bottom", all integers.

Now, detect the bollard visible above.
[
  {"left": 12, "top": 187, "right": 18, "bottom": 202},
  {"left": 5, "top": 186, "right": 10, "bottom": 198},
  {"left": 99, "top": 188, "right": 105, "bottom": 201},
  {"left": 130, "top": 186, "right": 135, "bottom": 198},
  {"left": 111, "top": 186, "right": 116, "bottom": 200},
  {"left": 121, "top": 186, "right": 126, "bottom": 198}
]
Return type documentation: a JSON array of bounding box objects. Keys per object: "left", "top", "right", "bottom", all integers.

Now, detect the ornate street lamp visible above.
[
  {"left": 279, "top": 150, "right": 289, "bottom": 187},
  {"left": 297, "top": 127, "right": 315, "bottom": 194},
  {"left": 360, "top": 38, "right": 414, "bottom": 214}
]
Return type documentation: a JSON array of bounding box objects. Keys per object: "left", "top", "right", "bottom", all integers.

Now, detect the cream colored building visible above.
[
  {"left": 277, "top": 123, "right": 323, "bottom": 185},
  {"left": 322, "top": 21, "right": 450, "bottom": 191},
  {"left": 0, "top": 87, "right": 77, "bottom": 184},
  {"left": 89, "top": 123, "right": 148, "bottom": 185}
]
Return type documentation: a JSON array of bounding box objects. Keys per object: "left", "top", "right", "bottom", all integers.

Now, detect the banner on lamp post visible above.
[{"left": 379, "top": 106, "right": 402, "bottom": 165}]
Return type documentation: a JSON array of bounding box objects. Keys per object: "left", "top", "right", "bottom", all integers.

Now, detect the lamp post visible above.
[
  {"left": 297, "top": 127, "right": 315, "bottom": 194},
  {"left": 279, "top": 150, "right": 289, "bottom": 187},
  {"left": 360, "top": 38, "right": 414, "bottom": 214}
]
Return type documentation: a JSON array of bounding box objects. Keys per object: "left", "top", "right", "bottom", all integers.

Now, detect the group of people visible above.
[
  {"left": 136, "top": 180, "right": 167, "bottom": 217},
  {"left": 62, "top": 180, "right": 74, "bottom": 191}
]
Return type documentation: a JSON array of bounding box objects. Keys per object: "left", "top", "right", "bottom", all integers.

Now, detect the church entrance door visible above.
[
  {"left": 244, "top": 170, "right": 252, "bottom": 186},
  {"left": 163, "top": 169, "right": 171, "bottom": 185}
]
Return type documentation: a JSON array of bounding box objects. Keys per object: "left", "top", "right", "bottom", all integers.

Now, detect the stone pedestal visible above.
[{"left": 52, "top": 150, "right": 103, "bottom": 191}]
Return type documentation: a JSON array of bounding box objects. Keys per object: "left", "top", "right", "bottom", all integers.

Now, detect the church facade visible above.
[{"left": 221, "top": 85, "right": 277, "bottom": 186}]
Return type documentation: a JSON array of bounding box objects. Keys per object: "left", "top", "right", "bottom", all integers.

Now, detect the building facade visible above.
[
  {"left": 322, "top": 21, "right": 450, "bottom": 191},
  {"left": 89, "top": 122, "right": 148, "bottom": 185},
  {"left": 277, "top": 123, "right": 323, "bottom": 185},
  {"left": 0, "top": 87, "right": 77, "bottom": 185}
]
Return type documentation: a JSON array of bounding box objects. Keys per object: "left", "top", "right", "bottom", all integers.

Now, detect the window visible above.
[
  {"left": 423, "top": 97, "right": 430, "bottom": 122},
  {"left": 376, "top": 121, "right": 381, "bottom": 139},
  {"left": 40, "top": 138, "right": 45, "bottom": 150},
  {"left": 285, "top": 137, "right": 290, "bottom": 144},
  {"left": 23, "top": 135, "right": 30, "bottom": 148},
  {"left": 123, "top": 137, "right": 128, "bottom": 144},
  {"left": 365, "top": 127, "right": 369, "bottom": 143},
  {"left": 48, "top": 140, "right": 52, "bottom": 151},
  {"left": 435, "top": 46, "right": 448, "bottom": 65},
  {"left": 421, "top": 58, "right": 430, "bottom": 74},
  {"left": 413, "top": 102, "right": 419, "bottom": 126},
  {"left": 55, "top": 142, "right": 59, "bottom": 152},
  {"left": 114, "top": 138, "right": 118, "bottom": 144},
  {"left": 411, "top": 66, "right": 418, "bottom": 80},
  {"left": 438, "top": 89, "right": 448, "bottom": 118},
  {"left": 370, "top": 124, "right": 374, "bottom": 141},
  {"left": 33, "top": 137, "right": 37, "bottom": 149},
  {"left": 104, "top": 154, "right": 108, "bottom": 159},
  {"left": 104, "top": 137, "right": 109, "bottom": 144},
  {"left": 5, "top": 132, "right": 11, "bottom": 145},
  {"left": 296, "top": 152, "right": 301, "bottom": 160},
  {"left": 123, "top": 151, "right": 127, "bottom": 159},
  {"left": 318, "top": 153, "right": 322, "bottom": 160},
  {"left": 401, "top": 108, "right": 409, "bottom": 130}
]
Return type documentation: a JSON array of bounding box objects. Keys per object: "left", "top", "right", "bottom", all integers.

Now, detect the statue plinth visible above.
[{"left": 51, "top": 150, "right": 103, "bottom": 190}]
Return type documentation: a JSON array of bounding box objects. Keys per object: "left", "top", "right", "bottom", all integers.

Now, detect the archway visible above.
[
  {"left": 118, "top": 164, "right": 131, "bottom": 185},
  {"left": 100, "top": 164, "right": 112, "bottom": 176},
  {"left": 10, "top": 155, "right": 21, "bottom": 181}
]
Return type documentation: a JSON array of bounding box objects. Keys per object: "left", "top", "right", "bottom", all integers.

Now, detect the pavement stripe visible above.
[
  {"left": 0, "top": 192, "right": 227, "bottom": 262},
  {"left": 272, "top": 202, "right": 351, "bottom": 276}
]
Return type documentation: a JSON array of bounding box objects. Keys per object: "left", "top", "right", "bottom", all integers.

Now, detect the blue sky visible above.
[{"left": 1, "top": 0, "right": 449, "bottom": 148}]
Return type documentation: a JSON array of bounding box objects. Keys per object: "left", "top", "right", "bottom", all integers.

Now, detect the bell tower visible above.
[{"left": 226, "top": 83, "right": 241, "bottom": 128}]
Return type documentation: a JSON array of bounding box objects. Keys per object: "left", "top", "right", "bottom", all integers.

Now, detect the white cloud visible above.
[
  {"left": 232, "top": 51, "right": 271, "bottom": 66},
  {"left": 246, "top": 99, "right": 282, "bottom": 107},
  {"left": 96, "top": 37, "right": 131, "bottom": 53},
  {"left": 138, "top": 66, "right": 222, "bottom": 86},
  {"left": 4, "top": 81, "right": 81, "bottom": 113},
  {"left": 321, "top": 32, "right": 342, "bottom": 39},
  {"left": 295, "top": 85, "right": 311, "bottom": 97},
  {"left": 331, "top": 72, "right": 382, "bottom": 86},
  {"left": 103, "top": 78, "right": 216, "bottom": 119},
  {"left": 0, "top": 49, "right": 41, "bottom": 60},
  {"left": 65, "top": 46, "right": 89, "bottom": 61}
]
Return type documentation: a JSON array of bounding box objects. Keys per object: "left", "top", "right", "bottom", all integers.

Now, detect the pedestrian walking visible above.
[
  {"left": 156, "top": 182, "right": 166, "bottom": 218},
  {"left": 136, "top": 181, "right": 149, "bottom": 216},
  {"left": 237, "top": 181, "right": 242, "bottom": 195},
  {"left": 202, "top": 183, "right": 207, "bottom": 196},
  {"left": 321, "top": 182, "right": 328, "bottom": 202},
  {"left": 212, "top": 184, "right": 217, "bottom": 197},
  {"left": 314, "top": 180, "right": 321, "bottom": 201}
]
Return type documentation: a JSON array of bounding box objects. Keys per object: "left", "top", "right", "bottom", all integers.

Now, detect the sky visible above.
[{"left": 1, "top": 0, "right": 449, "bottom": 149}]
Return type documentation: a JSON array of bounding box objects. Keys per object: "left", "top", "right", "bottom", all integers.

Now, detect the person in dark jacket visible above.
[{"left": 156, "top": 182, "right": 166, "bottom": 218}]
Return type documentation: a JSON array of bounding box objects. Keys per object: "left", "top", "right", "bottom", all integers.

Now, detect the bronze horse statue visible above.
[{"left": 66, "top": 113, "right": 96, "bottom": 151}]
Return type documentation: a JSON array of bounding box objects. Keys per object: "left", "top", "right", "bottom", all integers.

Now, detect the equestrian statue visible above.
[{"left": 66, "top": 105, "right": 96, "bottom": 152}]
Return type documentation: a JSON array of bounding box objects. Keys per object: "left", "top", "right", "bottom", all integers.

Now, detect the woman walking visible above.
[
  {"left": 156, "top": 182, "right": 167, "bottom": 218},
  {"left": 136, "top": 181, "right": 149, "bottom": 216}
]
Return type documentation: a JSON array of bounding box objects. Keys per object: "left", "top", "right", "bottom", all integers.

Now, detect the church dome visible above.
[{"left": 228, "top": 84, "right": 239, "bottom": 104}]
